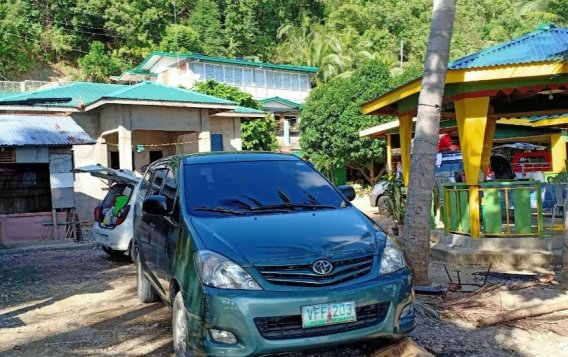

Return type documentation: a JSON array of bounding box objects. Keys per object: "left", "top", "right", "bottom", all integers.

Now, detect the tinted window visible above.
[
  {"left": 138, "top": 167, "right": 153, "bottom": 198},
  {"left": 184, "top": 160, "right": 345, "bottom": 217},
  {"left": 161, "top": 164, "right": 178, "bottom": 214},
  {"left": 435, "top": 160, "right": 463, "bottom": 175}
]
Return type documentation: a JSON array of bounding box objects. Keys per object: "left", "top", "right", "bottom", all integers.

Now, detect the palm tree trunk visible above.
[{"left": 401, "top": 0, "right": 457, "bottom": 285}]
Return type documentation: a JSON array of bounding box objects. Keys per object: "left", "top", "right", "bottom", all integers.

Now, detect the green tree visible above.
[
  {"left": 78, "top": 41, "right": 122, "bottom": 82},
  {"left": 223, "top": 0, "right": 265, "bottom": 57},
  {"left": 522, "top": 0, "right": 568, "bottom": 25},
  {"left": 192, "top": 80, "right": 278, "bottom": 151},
  {"left": 187, "top": 0, "right": 226, "bottom": 56},
  {"left": 159, "top": 24, "right": 203, "bottom": 53},
  {"left": 300, "top": 61, "right": 403, "bottom": 184},
  {"left": 0, "top": 1, "right": 41, "bottom": 79}
]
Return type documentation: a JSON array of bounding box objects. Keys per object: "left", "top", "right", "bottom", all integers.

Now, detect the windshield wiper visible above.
[
  {"left": 250, "top": 203, "right": 336, "bottom": 211},
  {"left": 194, "top": 207, "right": 247, "bottom": 216}
]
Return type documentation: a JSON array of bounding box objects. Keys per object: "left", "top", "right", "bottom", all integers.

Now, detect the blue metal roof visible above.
[
  {"left": 0, "top": 114, "right": 96, "bottom": 146},
  {"left": 449, "top": 24, "right": 568, "bottom": 70}
]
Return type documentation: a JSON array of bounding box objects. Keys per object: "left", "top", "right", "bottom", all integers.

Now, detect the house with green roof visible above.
[
  {"left": 114, "top": 51, "right": 318, "bottom": 151},
  {"left": 0, "top": 81, "right": 265, "bottom": 222}
]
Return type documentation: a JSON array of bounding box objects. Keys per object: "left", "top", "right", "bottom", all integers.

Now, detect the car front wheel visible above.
[
  {"left": 173, "top": 291, "right": 196, "bottom": 357},
  {"left": 136, "top": 252, "right": 159, "bottom": 303}
]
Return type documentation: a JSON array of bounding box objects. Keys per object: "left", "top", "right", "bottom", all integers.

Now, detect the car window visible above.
[
  {"left": 160, "top": 164, "right": 178, "bottom": 217},
  {"left": 147, "top": 164, "right": 168, "bottom": 197},
  {"left": 184, "top": 159, "right": 346, "bottom": 217},
  {"left": 138, "top": 168, "right": 153, "bottom": 199}
]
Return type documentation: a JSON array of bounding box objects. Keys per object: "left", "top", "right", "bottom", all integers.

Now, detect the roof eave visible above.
[
  {"left": 84, "top": 99, "right": 237, "bottom": 112},
  {"left": 211, "top": 112, "right": 266, "bottom": 118},
  {"left": 0, "top": 105, "right": 79, "bottom": 112},
  {"left": 362, "top": 61, "right": 568, "bottom": 116}
]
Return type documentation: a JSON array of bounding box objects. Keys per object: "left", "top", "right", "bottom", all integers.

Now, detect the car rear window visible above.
[{"left": 184, "top": 160, "right": 345, "bottom": 217}]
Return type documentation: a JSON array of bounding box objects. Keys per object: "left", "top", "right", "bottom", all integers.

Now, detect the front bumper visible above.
[{"left": 184, "top": 270, "right": 415, "bottom": 356}]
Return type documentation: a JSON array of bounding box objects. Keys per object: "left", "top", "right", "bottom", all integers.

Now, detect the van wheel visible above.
[
  {"left": 377, "top": 196, "right": 389, "bottom": 215},
  {"left": 129, "top": 241, "right": 136, "bottom": 263},
  {"left": 137, "top": 253, "right": 159, "bottom": 303},
  {"left": 173, "top": 292, "right": 196, "bottom": 357},
  {"left": 102, "top": 246, "right": 126, "bottom": 258}
]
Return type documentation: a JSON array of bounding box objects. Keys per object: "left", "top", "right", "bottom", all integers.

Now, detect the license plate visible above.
[{"left": 301, "top": 301, "right": 356, "bottom": 328}]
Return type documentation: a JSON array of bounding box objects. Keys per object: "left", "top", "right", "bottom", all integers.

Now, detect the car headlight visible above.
[
  {"left": 379, "top": 237, "right": 406, "bottom": 275},
  {"left": 195, "top": 250, "right": 262, "bottom": 290}
]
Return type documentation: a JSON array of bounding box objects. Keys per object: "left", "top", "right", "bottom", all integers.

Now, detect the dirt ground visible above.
[{"left": 1, "top": 201, "right": 568, "bottom": 356}]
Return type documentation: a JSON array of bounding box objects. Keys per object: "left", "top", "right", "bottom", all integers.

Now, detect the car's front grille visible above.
[
  {"left": 254, "top": 302, "right": 389, "bottom": 340},
  {"left": 255, "top": 256, "right": 374, "bottom": 287}
]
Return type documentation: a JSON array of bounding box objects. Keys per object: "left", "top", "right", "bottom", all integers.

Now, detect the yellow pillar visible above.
[
  {"left": 399, "top": 114, "right": 412, "bottom": 185},
  {"left": 455, "top": 97, "right": 490, "bottom": 238},
  {"left": 480, "top": 119, "right": 497, "bottom": 175},
  {"left": 551, "top": 133, "right": 566, "bottom": 173},
  {"left": 386, "top": 134, "right": 393, "bottom": 174}
]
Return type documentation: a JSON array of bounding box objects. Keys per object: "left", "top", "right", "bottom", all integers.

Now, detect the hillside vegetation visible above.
[{"left": 0, "top": 0, "right": 565, "bottom": 82}]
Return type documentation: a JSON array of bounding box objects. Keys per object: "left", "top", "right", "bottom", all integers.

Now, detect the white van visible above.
[{"left": 75, "top": 165, "right": 140, "bottom": 259}]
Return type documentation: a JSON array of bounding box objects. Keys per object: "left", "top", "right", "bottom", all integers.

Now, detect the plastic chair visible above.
[{"left": 551, "top": 183, "right": 567, "bottom": 229}]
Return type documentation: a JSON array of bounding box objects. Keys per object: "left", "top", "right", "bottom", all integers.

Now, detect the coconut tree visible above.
[
  {"left": 401, "top": 0, "right": 457, "bottom": 284},
  {"left": 521, "top": 0, "right": 568, "bottom": 25}
]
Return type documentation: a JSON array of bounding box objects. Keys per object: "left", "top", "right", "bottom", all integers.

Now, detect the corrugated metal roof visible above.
[
  {"left": 0, "top": 82, "right": 123, "bottom": 108},
  {"left": 105, "top": 81, "right": 235, "bottom": 105},
  {"left": 232, "top": 106, "right": 264, "bottom": 114},
  {"left": 0, "top": 81, "right": 235, "bottom": 108},
  {"left": 138, "top": 51, "right": 318, "bottom": 73},
  {"left": 449, "top": 24, "right": 568, "bottom": 69},
  {"left": 0, "top": 114, "right": 96, "bottom": 146},
  {"left": 259, "top": 96, "right": 303, "bottom": 109}
]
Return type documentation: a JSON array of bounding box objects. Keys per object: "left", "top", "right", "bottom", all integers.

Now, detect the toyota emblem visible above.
[{"left": 312, "top": 259, "right": 333, "bottom": 275}]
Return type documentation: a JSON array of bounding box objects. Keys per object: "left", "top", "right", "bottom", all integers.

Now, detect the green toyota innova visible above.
[{"left": 133, "top": 152, "right": 414, "bottom": 356}]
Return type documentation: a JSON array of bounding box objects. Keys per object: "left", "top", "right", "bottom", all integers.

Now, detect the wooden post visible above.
[{"left": 52, "top": 209, "right": 58, "bottom": 240}]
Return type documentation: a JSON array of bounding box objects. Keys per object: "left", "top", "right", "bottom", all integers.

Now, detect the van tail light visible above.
[
  {"left": 94, "top": 206, "right": 102, "bottom": 222},
  {"left": 116, "top": 205, "right": 131, "bottom": 225}
]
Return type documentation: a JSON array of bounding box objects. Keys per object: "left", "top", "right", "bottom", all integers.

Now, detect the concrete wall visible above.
[
  {"left": 210, "top": 118, "right": 242, "bottom": 151},
  {"left": 71, "top": 104, "right": 242, "bottom": 224}
]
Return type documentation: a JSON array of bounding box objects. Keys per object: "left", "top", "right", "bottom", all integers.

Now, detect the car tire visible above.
[
  {"left": 128, "top": 241, "right": 136, "bottom": 263},
  {"left": 377, "top": 195, "right": 389, "bottom": 216},
  {"left": 173, "top": 291, "right": 196, "bottom": 357},
  {"left": 102, "top": 246, "right": 126, "bottom": 258},
  {"left": 137, "top": 252, "right": 159, "bottom": 303}
]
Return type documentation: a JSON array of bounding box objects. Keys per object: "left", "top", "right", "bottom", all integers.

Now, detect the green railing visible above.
[{"left": 442, "top": 181, "right": 543, "bottom": 238}]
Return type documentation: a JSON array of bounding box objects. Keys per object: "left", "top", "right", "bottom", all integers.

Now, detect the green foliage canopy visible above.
[
  {"left": 300, "top": 61, "right": 418, "bottom": 184},
  {"left": 159, "top": 25, "right": 202, "bottom": 53},
  {"left": 78, "top": 41, "right": 122, "bottom": 82},
  {"left": 0, "top": 0, "right": 566, "bottom": 82}
]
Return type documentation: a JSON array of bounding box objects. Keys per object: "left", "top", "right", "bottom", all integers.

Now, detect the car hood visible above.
[{"left": 190, "top": 207, "right": 383, "bottom": 266}]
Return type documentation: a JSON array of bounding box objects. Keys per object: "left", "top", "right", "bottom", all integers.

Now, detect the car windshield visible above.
[
  {"left": 435, "top": 160, "right": 463, "bottom": 175},
  {"left": 184, "top": 159, "right": 346, "bottom": 217}
]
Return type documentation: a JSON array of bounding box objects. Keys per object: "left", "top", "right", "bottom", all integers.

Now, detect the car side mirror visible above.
[
  {"left": 337, "top": 185, "right": 356, "bottom": 201},
  {"left": 143, "top": 195, "right": 168, "bottom": 216}
]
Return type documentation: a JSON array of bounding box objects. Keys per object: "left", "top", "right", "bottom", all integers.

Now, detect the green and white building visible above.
[{"left": 114, "top": 51, "right": 318, "bottom": 150}]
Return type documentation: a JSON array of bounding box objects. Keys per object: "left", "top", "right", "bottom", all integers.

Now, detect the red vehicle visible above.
[{"left": 511, "top": 151, "right": 552, "bottom": 174}]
